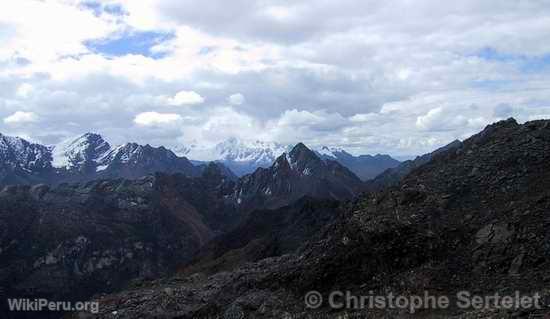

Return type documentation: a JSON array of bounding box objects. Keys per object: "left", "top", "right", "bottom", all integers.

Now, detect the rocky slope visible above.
[
  {"left": 83, "top": 118, "right": 550, "bottom": 318},
  {"left": 180, "top": 197, "right": 342, "bottom": 276},
  {"left": 0, "top": 165, "right": 239, "bottom": 318}
]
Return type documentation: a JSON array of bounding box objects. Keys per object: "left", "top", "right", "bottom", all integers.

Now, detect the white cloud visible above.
[
  {"left": 167, "top": 90, "right": 205, "bottom": 106},
  {"left": 227, "top": 93, "right": 245, "bottom": 105},
  {"left": 1, "top": 0, "right": 550, "bottom": 156},
  {"left": 416, "top": 107, "right": 445, "bottom": 130},
  {"left": 4, "top": 111, "right": 38, "bottom": 124},
  {"left": 16, "top": 83, "right": 33, "bottom": 98},
  {"left": 0, "top": 1, "right": 119, "bottom": 63},
  {"left": 134, "top": 112, "right": 182, "bottom": 126}
]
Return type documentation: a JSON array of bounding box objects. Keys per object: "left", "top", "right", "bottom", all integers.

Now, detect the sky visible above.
[{"left": 1, "top": 0, "right": 550, "bottom": 157}]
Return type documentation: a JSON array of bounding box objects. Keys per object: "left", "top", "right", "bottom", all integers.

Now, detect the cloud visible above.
[
  {"left": 133, "top": 112, "right": 182, "bottom": 126},
  {"left": 0, "top": 1, "right": 119, "bottom": 62},
  {"left": 493, "top": 103, "right": 515, "bottom": 118},
  {"left": 15, "top": 83, "right": 33, "bottom": 98},
  {"left": 227, "top": 93, "right": 245, "bottom": 105},
  {"left": 1, "top": 0, "right": 550, "bottom": 157},
  {"left": 167, "top": 90, "right": 205, "bottom": 106},
  {"left": 4, "top": 111, "right": 38, "bottom": 124},
  {"left": 416, "top": 107, "right": 445, "bottom": 130}
]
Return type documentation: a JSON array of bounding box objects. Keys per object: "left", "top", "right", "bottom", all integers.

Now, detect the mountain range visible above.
[
  {"left": 176, "top": 137, "right": 401, "bottom": 179},
  {"left": 0, "top": 133, "right": 399, "bottom": 186},
  {"left": 0, "top": 133, "right": 206, "bottom": 186}
]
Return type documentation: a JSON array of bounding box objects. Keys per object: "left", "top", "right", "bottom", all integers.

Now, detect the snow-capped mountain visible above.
[
  {"left": 176, "top": 138, "right": 292, "bottom": 176},
  {"left": 96, "top": 142, "right": 201, "bottom": 180},
  {"left": 52, "top": 133, "right": 111, "bottom": 172},
  {"left": 0, "top": 132, "right": 219, "bottom": 185},
  {"left": 177, "top": 138, "right": 401, "bottom": 180},
  {"left": 50, "top": 133, "right": 202, "bottom": 181},
  {"left": 0, "top": 133, "right": 53, "bottom": 185}
]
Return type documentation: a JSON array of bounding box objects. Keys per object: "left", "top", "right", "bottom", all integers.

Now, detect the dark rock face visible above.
[
  {"left": 181, "top": 197, "right": 342, "bottom": 276},
  {"left": 0, "top": 169, "right": 239, "bottom": 317},
  {"left": 84, "top": 119, "right": 550, "bottom": 318},
  {"left": 233, "top": 143, "right": 365, "bottom": 211},
  {"left": 316, "top": 147, "right": 401, "bottom": 180}
]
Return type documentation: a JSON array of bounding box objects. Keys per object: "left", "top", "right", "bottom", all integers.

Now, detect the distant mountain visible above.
[
  {"left": 232, "top": 143, "right": 365, "bottom": 210},
  {"left": 315, "top": 146, "right": 400, "bottom": 180},
  {"left": 51, "top": 133, "right": 111, "bottom": 173},
  {"left": 0, "top": 133, "right": 230, "bottom": 186},
  {"left": 95, "top": 143, "right": 201, "bottom": 180},
  {"left": 0, "top": 133, "right": 54, "bottom": 185},
  {"left": 177, "top": 138, "right": 400, "bottom": 179},
  {"left": 176, "top": 138, "right": 291, "bottom": 176}
]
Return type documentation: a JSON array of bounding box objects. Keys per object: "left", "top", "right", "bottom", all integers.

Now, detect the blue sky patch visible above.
[
  {"left": 85, "top": 31, "right": 174, "bottom": 58},
  {"left": 474, "top": 47, "right": 550, "bottom": 73}
]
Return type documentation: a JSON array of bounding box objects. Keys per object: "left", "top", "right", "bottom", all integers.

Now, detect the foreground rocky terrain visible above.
[
  {"left": 0, "top": 164, "right": 240, "bottom": 318},
  {"left": 80, "top": 118, "right": 550, "bottom": 318}
]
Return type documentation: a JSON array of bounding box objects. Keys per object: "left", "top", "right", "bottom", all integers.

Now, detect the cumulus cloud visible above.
[
  {"left": 167, "top": 90, "right": 205, "bottom": 106},
  {"left": 134, "top": 112, "right": 182, "bottom": 126},
  {"left": 4, "top": 111, "right": 38, "bottom": 124},
  {"left": 227, "top": 93, "right": 245, "bottom": 105}
]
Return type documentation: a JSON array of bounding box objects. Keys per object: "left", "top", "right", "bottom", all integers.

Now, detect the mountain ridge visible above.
[
  {"left": 0, "top": 132, "right": 398, "bottom": 187},
  {"left": 177, "top": 137, "right": 401, "bottom": 178}
]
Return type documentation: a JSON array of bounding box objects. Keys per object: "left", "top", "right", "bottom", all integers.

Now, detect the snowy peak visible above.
[
  {"left": 316, "top": 146, "right": 350, "bottom": 159},
  {"left": 178, "top": 138, "right": 292, "bottom": 176},
  {"left": 106, "top": 143, "right": 179, "bottom": 165},
  {"left": 52, "top": 133, "right": 111, "bottom": 169},
  {"left": 214, "top": 138, "right": 290, "bottom": 164},
  {"left": 0, "top": 133, "right": 52, "bottom": 170}
]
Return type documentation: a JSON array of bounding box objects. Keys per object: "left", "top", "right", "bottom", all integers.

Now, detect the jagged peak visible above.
[{"left": 289, "top": 142, "right": 318, "bottom": 160}]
